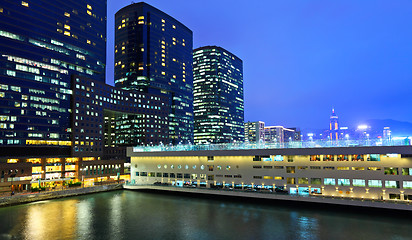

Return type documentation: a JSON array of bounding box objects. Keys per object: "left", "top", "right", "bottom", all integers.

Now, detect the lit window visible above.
[
  {"left": 64, "top": 31, "right": 70, "bottom": 36},
  {"left": 368, "top": 180, "right": 382, "bottom": 188},
  {"left": 162, "top": 63, "right": 165, "bottom": 66},
  {"left": 161, "top": 19, "right": 165, "bottom": 23},
  {"left": 64, "top": 12, "right": 70, "bottom": 17},
  {"left": 141, "top": 48, "right": 144, "bottom": 52},
  {"left": 138, "top": 21, "right": 144, "bottom": 24},
  {"left": 161, "top": 72, "right": 165, "bottom": 75},
  {"left": 64, "top": 25, "right": 71, "bottom": 30},
  {"left": 21, "top": 1, "right": 29, "bottom": 7},
  {"left": 0, "top": 8, "right": 3, "bottom": 13},
  {"left": 87, "top": 4, "right": 92, "bottom": 10},
  {"left": 87, "top": 10, "right": 92, "bottom": 16},
  {"left": 138, "top": 16, "right": 144, "bottom": 20},
  {"left": 172, "top": 25, "right": 176, "bottom": 29}
]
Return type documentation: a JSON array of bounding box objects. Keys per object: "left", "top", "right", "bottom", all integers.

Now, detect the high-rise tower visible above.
[
  {"left": 0, "top": 0, "right": 106, "bottom": 157},
  {"left": 115, "top": 3, "right": 193, "bottom": 144},
  {"left": 193, "top": 46, "right": 244, "bottom": 144},
  {"left": 329, "top": 108, "right": 339, "bottom": 140}
]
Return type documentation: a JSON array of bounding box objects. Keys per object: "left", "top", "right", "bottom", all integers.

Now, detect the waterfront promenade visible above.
[
  {"left": 124, "top": 184, "right": 412, "bottom": 212},
  {"left": 0, "top": 183, "right": 123, "bottom": 208}
]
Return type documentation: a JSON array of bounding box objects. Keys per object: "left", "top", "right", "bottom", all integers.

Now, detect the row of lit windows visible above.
[
  {"left": 254, "top": 166, "right": 411, "bottom": 175},
  {"left": 26, "top": 140, "right": 71, "bottom": 146},
  {"left": 154, "top": 164, "right": 232, "bottom": 171}
]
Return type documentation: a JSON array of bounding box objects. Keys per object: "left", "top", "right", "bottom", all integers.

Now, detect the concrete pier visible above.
[{"left": 124, "top": 185, "right": 412, "bottom": 212}]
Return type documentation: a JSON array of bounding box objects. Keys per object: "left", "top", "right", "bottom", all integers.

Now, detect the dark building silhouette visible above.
[
  {"left": 114, "top": 2, "right": 194, "bottom": 144},
  {"left": 193, "top": 46, "right": 244, "bottom": 144}
]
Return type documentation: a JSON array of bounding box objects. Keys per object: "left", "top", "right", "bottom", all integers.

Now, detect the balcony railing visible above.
[{"left": 133, "top": 138, "right": 412, "bottom": 152}]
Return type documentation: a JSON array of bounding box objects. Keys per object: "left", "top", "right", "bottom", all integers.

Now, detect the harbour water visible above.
[{"left": 0, "top": 190, "right": 410, "bottom": 240}]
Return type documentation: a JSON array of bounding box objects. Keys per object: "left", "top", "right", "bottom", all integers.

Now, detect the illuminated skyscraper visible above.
[
  {"left": 0, "top": 0, "right": 106, "bottom": 156},
  {"left": 329, "top": 108, "right": 339, "bottom": 140},
  {"left": 115, "top": 3, "right": 193, "bottom": 144},
  {"left": 193, "top": 46, "right": 244, "bottom": 144}
]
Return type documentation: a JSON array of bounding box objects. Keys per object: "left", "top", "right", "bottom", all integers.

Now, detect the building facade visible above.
[
  {"left": 0, "top": 0, "right": 106, "bottom": 156},
  {"left": 245, "top": 121, "right": 265, "bottom": 143},
  {"left": 72, "top": 75, "right": 169, "bottom": 158},
  {"left": 114, "top": 2, "right": 194, "bottom": 144},
  {"left": 193, "top": 46, "right": 244, "bottom": 144},
  {"left": 264, "top": 126, "right": 285, "bottom": 143},
  {"left": 129, "top": 145, "right": 412, "bottom": 201}
]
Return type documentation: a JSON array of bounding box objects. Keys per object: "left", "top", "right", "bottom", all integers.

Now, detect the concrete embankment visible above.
[
  {"left": 0, "top": 184, "right": 123, "bottom": 208},
  {"left": 124, "top": 185, "right": 412, "bottom": 214}
]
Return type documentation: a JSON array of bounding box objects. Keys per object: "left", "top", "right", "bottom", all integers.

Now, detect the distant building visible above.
[
  {"left": 115, "top": 2, "right": 194, "bottom": 144},
  {"left": 264, "top": 126, "right": 300, "bottom": 143},
  {"left": 245, "top": 121, "right": 265, "bottom": 143},
  {"left": 193, "top": 46, "right": 244, "bottom": 144},
  {"left": 383, "top": 127, "right": 391, "bottom": 140},
  {"left": 264, "top": 126, "right": 284, "bottom": 143},
  {"left": 329, "top": 109, "right": 339, "bottom": 140},
  {"left": 284, "top": 127, "right": 301, "bottom": 142}
]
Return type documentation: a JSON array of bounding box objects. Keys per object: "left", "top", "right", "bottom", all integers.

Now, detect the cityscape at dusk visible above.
[
  {"left": 107, "top": 0, "right": 412, "bottom": 130},
  {"left": 0, "top": 0, "right": 411, "bottom": 239}
]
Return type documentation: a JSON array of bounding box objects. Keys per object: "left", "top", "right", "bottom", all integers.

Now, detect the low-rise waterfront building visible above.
[{"left": 128, "top": 142, "right": 412, "bottom": 201}]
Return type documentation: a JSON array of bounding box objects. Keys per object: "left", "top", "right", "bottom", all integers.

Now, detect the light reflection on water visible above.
[{"left": 0, "top": 191, "right": 410, "bottom": 240}]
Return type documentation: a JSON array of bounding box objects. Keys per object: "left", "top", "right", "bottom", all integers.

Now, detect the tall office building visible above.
[
  {"left": 193, "top": 46, "right": 244, "bottom": 144},
  {"left": 329, "top": 108, "right": 339, "bottom": 140},
  {"left": 114, "top": 3, "right": 194, "bottom": 144},
  {"left": 0, "top": 0, "right": 106, "bottom": 157}
]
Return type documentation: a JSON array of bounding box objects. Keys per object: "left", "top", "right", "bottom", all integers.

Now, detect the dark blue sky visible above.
[{"left": 106, "top": 0, "right": 412, "bottom": 130}]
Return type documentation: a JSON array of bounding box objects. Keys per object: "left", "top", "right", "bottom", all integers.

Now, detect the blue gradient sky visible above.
[{"left": 106, "top": 0, "right": 412, "bottom": 130}]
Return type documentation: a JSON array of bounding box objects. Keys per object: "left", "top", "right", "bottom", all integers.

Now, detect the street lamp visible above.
[{"left": 10, "top": 172, "right": 16, "bottom": 196}]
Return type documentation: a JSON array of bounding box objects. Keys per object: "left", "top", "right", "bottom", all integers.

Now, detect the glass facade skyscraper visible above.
[
  {"left": 0, "top": 0, "right": 106, "bottom": 156},
  {"left": 193, "top": 46, "right": 244, "bottom": 144},
  {"left": 115, "top": 2, "right": 193, "bottom": 144}
]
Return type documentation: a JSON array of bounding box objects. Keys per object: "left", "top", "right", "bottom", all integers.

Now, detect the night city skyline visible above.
[{"left": 107, "top": 0, "right": 412, "bottom": 130}]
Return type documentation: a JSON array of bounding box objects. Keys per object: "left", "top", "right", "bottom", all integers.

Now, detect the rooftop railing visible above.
[{"left": 133, "top": 138, "right": 412, "bottom": 152}]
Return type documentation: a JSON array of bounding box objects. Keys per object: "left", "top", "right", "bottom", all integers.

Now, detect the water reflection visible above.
[
  {"left": 76, "top": 200, "right": 93, "bottom": 239},
  {"left": 109, "top": 193, "right": 123, "bottom": 239},
  {"left": 23, "top": 200, "right": 78, "bottom": 240},
  {"left": 0, "top": 191, "right": 410, "bottom": 240}
]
